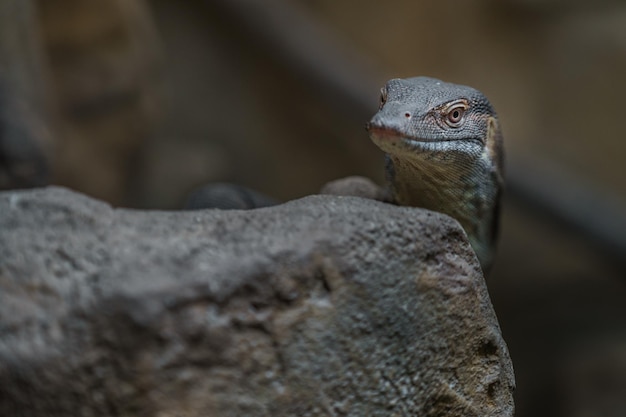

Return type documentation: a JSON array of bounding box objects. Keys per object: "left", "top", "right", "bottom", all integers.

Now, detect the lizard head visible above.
[
  {"left": 365, "top": 77, "right": 504, "bottom": 273},
  {"left": 366, "top": 77, "right": 503, "bottom": 175}
]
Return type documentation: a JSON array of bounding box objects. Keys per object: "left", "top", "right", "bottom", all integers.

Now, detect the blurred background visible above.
[{"left": 1, "top": 0, "right": 625, "bottom": 415}]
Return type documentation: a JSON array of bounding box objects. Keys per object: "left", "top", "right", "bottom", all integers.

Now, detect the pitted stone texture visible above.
[{"left": 0, "top": 187, "right": 514, "bottom": 417}]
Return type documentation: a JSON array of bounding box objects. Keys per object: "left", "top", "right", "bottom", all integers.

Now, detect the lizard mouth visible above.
[
  {"left": 366, "top": 123, "right": 433, "bottom": 151},
  {"left": 366, "top": 123, "right": 482, "bottom": 152}
]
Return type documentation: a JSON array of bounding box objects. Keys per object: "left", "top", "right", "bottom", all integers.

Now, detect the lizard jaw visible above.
[{"left": 367, "top": 124, "right": 483, "bottom": 157}]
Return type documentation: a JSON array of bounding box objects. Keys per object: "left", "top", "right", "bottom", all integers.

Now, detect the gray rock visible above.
[{"left": 0, "top": 186, "right": 514, "bottom": 416}]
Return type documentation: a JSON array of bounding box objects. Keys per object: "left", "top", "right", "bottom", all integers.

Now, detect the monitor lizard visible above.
[
  {"left": 186, "top": 77, "right": 504, "bottom": 273},
  {"left": 323, "top": 77, "right": 504, "bottom": 273}
]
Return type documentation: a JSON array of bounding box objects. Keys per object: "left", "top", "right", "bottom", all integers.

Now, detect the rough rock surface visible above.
[{"left": 0, "top": 187, "right": 514, "bottom": 417}]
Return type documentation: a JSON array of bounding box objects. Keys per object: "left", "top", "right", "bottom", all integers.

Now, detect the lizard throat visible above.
[{"left": 385, "top": 152, "right": 499, "bottom": 271}]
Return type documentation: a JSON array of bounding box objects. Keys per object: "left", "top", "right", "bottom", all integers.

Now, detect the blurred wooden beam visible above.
[{"left": 507, "top": 154, "right": 626, "bottom": 268}]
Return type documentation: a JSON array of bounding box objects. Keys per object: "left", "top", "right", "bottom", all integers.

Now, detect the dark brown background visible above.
[{"left": 2, "top": 1, "right": 625, "bottom": 416}]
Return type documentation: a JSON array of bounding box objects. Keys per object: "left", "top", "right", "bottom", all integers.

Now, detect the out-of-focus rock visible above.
[
  {"left": 37, "top": 0, "right": 160, "bottom": 204},
  {"left": 0, "top": 187, "right": 514, "bottom": 416}
]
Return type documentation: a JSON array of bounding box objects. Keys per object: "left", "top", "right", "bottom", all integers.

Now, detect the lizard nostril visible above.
[{"left": 404, "top": 112, "right": 411, "bottom": 119}]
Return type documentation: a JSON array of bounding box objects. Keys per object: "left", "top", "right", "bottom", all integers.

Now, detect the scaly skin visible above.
[{"left": 366, "top": 77, "right": 504, "bottom": 273}]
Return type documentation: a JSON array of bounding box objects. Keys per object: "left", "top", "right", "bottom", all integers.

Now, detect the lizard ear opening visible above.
[{"left": 486, "top": 116, "right": 505, "bottom": 184}]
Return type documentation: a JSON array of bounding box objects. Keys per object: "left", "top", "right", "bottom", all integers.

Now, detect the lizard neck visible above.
[{"left": 385, "top": 147, "right": 501, "bottom": 271}]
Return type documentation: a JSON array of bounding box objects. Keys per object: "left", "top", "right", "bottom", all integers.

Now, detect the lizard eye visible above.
[
  {"left": 379, "top": 87, "right": 387, "bottom": 109},
  {"left": 444, "top": 103, "right": 467, "bottom": 127}
]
